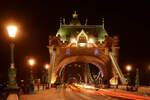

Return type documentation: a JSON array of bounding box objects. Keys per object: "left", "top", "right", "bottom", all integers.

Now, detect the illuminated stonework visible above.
[{"left": 48, "top": 12, "right": 122, "bottom": 85}]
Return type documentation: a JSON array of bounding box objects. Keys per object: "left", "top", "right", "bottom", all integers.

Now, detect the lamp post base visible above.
[
  {"left": 6, "top": 67, "right": 19, "bottom": 96},
  {"left": 29, "top": 74, "right": 34, "bottom": 94},
  {"left": 7, "top": 68, "right": 18, "bottom": 89}
]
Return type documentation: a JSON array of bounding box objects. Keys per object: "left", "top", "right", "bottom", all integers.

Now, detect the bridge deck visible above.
[{"left": 20, "top": 88, "right": 132, "bottom": 100}]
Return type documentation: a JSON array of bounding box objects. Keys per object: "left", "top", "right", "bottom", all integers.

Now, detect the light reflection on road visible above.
[{"left": 20, "top": 87, "right": 127, "bottom": 100}]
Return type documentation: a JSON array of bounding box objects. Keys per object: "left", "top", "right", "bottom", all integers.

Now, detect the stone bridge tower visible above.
[{"left": 48, "top": 12, "right": 126, "bottom": 86}]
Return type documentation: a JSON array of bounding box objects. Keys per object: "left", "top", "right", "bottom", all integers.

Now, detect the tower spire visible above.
[
  {"left": 63, "top": 18, "right": 66, "bottom": 24},
  {"left": 73, "top": 11, "right": 78, "bottom": 18},
  {"left": 102, "top": 18, "right": 104, "bottom": 29},
  {"left": 85, "top": 18, "right": 88, "bottom": 25},
  {"left": 60, "top": 17, "right": 62, "bottom": 26}
]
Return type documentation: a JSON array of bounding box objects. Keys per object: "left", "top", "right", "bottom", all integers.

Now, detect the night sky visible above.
[{"left": 0, "top": 1, "right": 150, "bottom": 84}]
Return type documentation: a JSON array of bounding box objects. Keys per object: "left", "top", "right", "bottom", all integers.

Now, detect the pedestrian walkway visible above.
[{"left": 20, "top": 88, "right": 63, "bottom": 100}]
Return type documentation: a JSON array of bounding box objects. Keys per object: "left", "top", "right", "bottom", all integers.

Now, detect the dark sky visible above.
[{"left": 0, "top": 1, "right": 150, "bottom": 84}]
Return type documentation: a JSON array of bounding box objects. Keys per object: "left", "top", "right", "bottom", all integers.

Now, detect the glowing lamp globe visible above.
[
  {"left": 126, "top": 65, "right": 132, "bottom": 71},
  {"left": 45, "top": 64, "right": 49, "bottom": 69},
  {"left": 29, "top": 59, "right": 35, "bottom": 66},
  {"left": 8, "top": 26, "right": 17, "bottom": 38}
]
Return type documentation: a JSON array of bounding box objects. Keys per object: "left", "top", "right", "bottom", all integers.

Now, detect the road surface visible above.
[{"left": 20, "top": 88, "right": 128, "bottom": 100}]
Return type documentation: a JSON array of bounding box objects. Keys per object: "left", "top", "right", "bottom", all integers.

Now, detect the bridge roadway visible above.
[{"left": 20, "top": 88, "right": 128, "bottom": 100}]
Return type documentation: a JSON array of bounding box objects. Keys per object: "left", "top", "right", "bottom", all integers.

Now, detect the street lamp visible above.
[
  {"left": 28, "top": 59, "right": 35, "bottom": 80},
  {"left": 29, "top": 59, "right": 35, "bottom": 67},
  {"left": 28, "top": 59, "right": 35, "bottom": 94},
  {"left": 125, "top": 65, "right": 132, "bottom": 91},
  {"left": 7, "top": 25, "right": 18, "bottom": 89},
  {"left": 44, "top": 64, "right": 49, "bottom": 89}
]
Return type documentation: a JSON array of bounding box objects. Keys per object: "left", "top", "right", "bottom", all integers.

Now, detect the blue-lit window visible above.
[
  {"left": 67, "top": 49, "right": 69, "bottom": 55},
  {"left": 95, "top": 49, "right": 98, "bottom": 55}
]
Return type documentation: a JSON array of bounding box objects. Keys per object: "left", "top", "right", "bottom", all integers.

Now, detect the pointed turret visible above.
[
  {"left": 59, "top": 17, "right": 62, "bottom": 27},
  {"left": 85, "top": 18, "right": 88, "bottom": 25},
  {"left": 102, "top": 18, "right": 104, "bottom": 29},
  {"left": 98, "top": 18, "right": 108, "bottom": 43},
  {"left": 73, "top": 11, "right": 78, "bottom": 18},
  {"left": 70, "top": 11, "right": 81, "bottom": 25},
  {"left": 63, "top": 18, "right": 66, "bottom": 24}
]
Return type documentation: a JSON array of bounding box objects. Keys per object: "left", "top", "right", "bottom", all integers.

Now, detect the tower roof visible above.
[
  {"left": 56, "top": 25, "right": 108, "bottom": 43},
  {"left": 56, "top": 12, "right": 108, "bottom": 43}
]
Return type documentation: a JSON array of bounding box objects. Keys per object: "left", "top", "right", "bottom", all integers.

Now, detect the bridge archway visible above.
[{"left": 52, "top": 56, "right": 112, "bottom": 84}]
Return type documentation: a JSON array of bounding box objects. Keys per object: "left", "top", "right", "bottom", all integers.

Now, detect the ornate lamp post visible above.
[
  {"left": 28, "top": 59, "right": 35, "bottom": 93},
  {"left": 29, "top": 59, "right": 35, "bottom": 84},
  {"left": 126, "top": 65, "right": 132, "bottom": 90},
  {"left": 135, "top": 68, "right": 140, "bottom": 87},
  {"left": 45, "top": 64, "right": 49, "bottom": 89},
  {"left": 7, "top": 26, "right": 18, "bottom": 89}
]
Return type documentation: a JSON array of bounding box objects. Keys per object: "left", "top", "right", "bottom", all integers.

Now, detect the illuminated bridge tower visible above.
[{"left": 48, "top": 12, "right": 127, "bottom": 87}]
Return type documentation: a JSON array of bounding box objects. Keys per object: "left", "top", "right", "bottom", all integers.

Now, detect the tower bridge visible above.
[{"left": 48, "top": 12, "right": 127, "bottom": 87}]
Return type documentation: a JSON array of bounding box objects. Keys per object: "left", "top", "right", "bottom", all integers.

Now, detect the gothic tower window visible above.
[
  {"left": 77, "top": 29, "right": 88, "bottom": 47},
  {"left": 66, "top": 49, "right": 70, "bottom": 55},
  {"left": 95, "top": 49, "right": 98, "bottom": 55}
]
